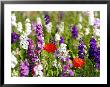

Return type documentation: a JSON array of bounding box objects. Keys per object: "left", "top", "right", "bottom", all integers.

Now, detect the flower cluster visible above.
[
  {"left": 11, "top": 32, "right": 19, "bottom": 43},
  {"left": 88, "top": 37, "right": 100, "bottom": 69},
  {"left": 11, "top": 11, "right": 100, "bottom": 77},
  {"left": 35, "top": 17, "right": 45, "bottom": 54},
  {"left": 71, "top": 25, "right": 78, "bottom": 39},
  {"left": 44, "top": 15, "right": 52, "bottom": 33},
  {"left": 32, "top": 63, "right": 43, "bottom": 77},
  {"left": 73, "top": 57, "right": 85, "bottom": 69},
  {"left": 20, "top": 59, "right": 29, "bottom": 77},
  {"left": 20, "top": 32, "right": 29, "bottom": 49},
  {"left": 78, "top": 39, "right": 85, "bottom": 59}
]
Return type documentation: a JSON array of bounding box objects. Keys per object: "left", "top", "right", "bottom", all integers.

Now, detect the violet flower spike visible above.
[{"left": 71, "top": 25, "right": 78, "bottom": 39}]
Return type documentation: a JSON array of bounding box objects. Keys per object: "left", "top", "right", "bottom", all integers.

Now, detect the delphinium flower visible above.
[
  {"left": 59, "top": 22, "right": 64, "bottom": 33},
  {"left": 20, "top": 32, "right": 29, "bottom": 50},
  {"left": 55, "top": 32, "right": 60, "bottom": 42},
  {"left": 44, "top": 15, "right": 52, "bottom": 33},
  {"left": 88, "top": 37, "right": 97, "bottom": 61},
  {"left": 35, "top": 17, "right": 45, "bottom": 54},
  {"left": 17, "top": 22, "right": 22, "bottom": 33},
  {"left": 25, "top": 18, "right": 32, "bottom": 35},
  {"left": 11, "top": 13, "right": 17, "bottom": 27},
  {"left": 88, "top": 37, "right": 100, "bottom": 69},
  {"left": 73, "top": 57, "right": 85, "bottom": 69},
  {"left": 32, "top": 62, "right": 44, "bottom": 77},
  {"left": 93, "top": 18, "right": 100, "bottom": 37},
  {"left": 71, "top": 25, "right": 78, "bottom": 39},
  {"left": 11, "top": 32, "right": 20, "bottom": 43},
  {"left": 94, "top": 18, "right": 100, "bottom": 29},
  {"left": 61, "top": 57, "right": 74, "bottom": 77},
  {"left": 59, "top": 37, "right": 64, "bottom": 44},
  {"left": 78, "top": 39, "right": 85, "bottom": 59},
  {"left": 11, "top": 53, "right": 18, "bottom": 68},
  {"left": 20, "top": 59, "right": 29, "bottom": 77},
  {"left": 27, "top": 39, "right": 39, "bottom": 76}
]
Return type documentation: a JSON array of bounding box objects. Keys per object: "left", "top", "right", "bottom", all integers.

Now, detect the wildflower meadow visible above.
[{"left": 11, "top": 11, "right": 100, "bottom": 77}]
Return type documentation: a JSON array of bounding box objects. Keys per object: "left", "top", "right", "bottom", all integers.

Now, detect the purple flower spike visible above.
[
  {"left": 20, "top": 59, "right": 29, "bottom": 77},
  {"left": 78, "top": 40, "right": 85, "bottom": 59},
  {"left": 11, "top": 32, "right": 19, "bottom": 43},
  {"left": 44, "top": 15, "right": 50, "bottom": 25},
  {"left": 88, "top": 38, "right": 100, "bottom": 69},
  {"left": 71, "top": 25, "right": 78, "bottom": 39}
]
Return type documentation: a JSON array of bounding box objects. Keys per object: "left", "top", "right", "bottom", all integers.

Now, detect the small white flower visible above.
[
  {"left": 20, "top": 39, "right": 29, "bottom": 50},
  {"left": 38, "top": 71, "right": 43, "bottom": 77},
  {"left": 20, "top": 33, "right": 28, "bottom": 40},
  {"left": 59, "top": 22, "right": 64, "bottom": 33},
  {"left": 85, "top": 28, "right": 90, "bottom": 35},
  {"left": 25, "top": 22, "right": 32, "bottom": 35},
  {"left": 11, "top": 54, "right": 17, "bottom": 68},
  {"left": 55, "top": 33, "right": 60, "bottom": 41},
  {"left": 37, "top": 64, "right": 43, "bottom": 71},
  {"left": 17, "top": 22, "right": 22, "bottom": 32},
  {"left": 45, "top": 22, "right": 52, "bottom": 33},
  {"left": 11, "top": 13, "right": 17, "bottom": 27}
]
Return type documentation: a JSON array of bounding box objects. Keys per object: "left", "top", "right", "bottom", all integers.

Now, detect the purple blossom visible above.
[
  {"left": 59, "top": 37, "right": 64, "bottom": 44},
  {"left": 68, "top": 70, "right": 74, "bottom": 76},
  {"left": 71, "top": 25, "right": 78, "bottom": 39},
  {"left": 20, "top": 59, "right": 29, "bottom": 77},
  {"left": 11, "top": 32, "right": 19, "bottom": 43},
  {"left": 78, "top": 40, "right": 85, "bottom": 59},
  {"left": 88, "top": 38, "right": 100, "bottom": 69},
  {"left": 35, "top": 22, "right": 44, "bottom": 54},
  {"left": 44, "top": 15, "right": 50, "bottom": 25}
]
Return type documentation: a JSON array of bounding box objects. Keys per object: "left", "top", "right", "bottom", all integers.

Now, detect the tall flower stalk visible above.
[{"left": 78, "top": 39, "right": 85, "bottom": 59}]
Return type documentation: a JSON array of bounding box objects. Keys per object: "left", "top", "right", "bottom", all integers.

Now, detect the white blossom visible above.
[
  {"left": 33, "top": 64, "right": 44, "bottom": 77},
  {"left": 17, "top": 22, "right": 22, "bottom": 32},
  {"left": 25, "top": 18, "right": 32, "bottom": 35},
  {"left": 11, "top": 54, "right": 17, "bottom": 68},
  {"left": 59, "top": 43, "right": 67, "bottom": 53},
  {"left": 55, "top": 33, "right": 60, "bottom": 41},
  {"left": 20, "top": 39, "right": 29, "bottom": 50},
  {"left": 11, "top": 13, "right": 17, "bottom": 27},
  {"left": 59, "top": 22, "right": 64, "bottom": 33},
  {"left": 45, "top": 22, "right": 52, "bottom": 33},
  {"left": 94, "top": 28, "right": 100, "bottom": 37}
]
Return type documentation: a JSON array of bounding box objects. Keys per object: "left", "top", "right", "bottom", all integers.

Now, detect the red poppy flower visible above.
[
  {"left": 73, "top": 57, "right": 85, "bottom": 69},
  {"left": 43, "top": 43, "right": 57, "bottom": 53}
]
